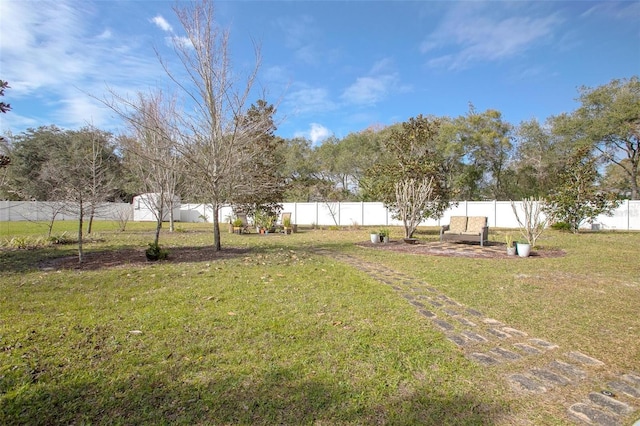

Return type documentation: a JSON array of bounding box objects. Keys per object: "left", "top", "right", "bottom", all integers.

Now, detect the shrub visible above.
[{"left": 145, "top": 242, "right": 169, "bottom": 261}]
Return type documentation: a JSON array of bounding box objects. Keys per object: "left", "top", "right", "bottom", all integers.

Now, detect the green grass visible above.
[{"left": 1, "top": 222, "right": 639, "bottom": 425}]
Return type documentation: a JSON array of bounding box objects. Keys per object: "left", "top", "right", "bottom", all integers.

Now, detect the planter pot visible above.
[
  {"left": 506, "top": 246, "right": 516, "bottom": 256},
  {"left": 382, "top": 236, "right": 389, "bottom": 243},
  {"left": 233, "top": 227, "right": 242, "bottom": 235},
  {"left": 370, "top": 233, "right": 380, "bottom": 244},
  {"left": 516, "top": 242, "right": 531, "bottom": 258},
  {"left": 283, "top": 227, "right": 292, "bottom": 234}
]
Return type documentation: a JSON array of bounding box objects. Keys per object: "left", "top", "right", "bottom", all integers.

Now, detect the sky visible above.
[{"left": 1, "top": 1, "right": 639, "bottom": 145}]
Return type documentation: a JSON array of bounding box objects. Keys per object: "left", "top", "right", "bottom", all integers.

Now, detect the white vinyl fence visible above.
[
  {"left": 2, "top": 200, "right": 639, "bottom": 231},
  {"left": 183, "top": 200, "right": 640, "bottom": 231},
  {"left": 0, "top": 201, "right": 132, "bottom": 222}
]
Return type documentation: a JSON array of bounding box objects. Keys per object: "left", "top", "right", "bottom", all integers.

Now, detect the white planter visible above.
[
  {"left": 370, "top": 233, "right": 380, "bottom": 244},
  {"left": 507, "top": 246, "right": 516, "bottom": 256},
  {"left": 516, "top": 242, "right": 531, "bottom": 258}
]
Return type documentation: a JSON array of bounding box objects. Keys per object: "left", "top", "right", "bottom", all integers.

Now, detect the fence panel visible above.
[{"left": 3, "top": 200, "right": 639, "bottom": 230}]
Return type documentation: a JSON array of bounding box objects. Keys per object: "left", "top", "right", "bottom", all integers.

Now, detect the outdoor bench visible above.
[{"left": 440, "top": 216, "right": 489, "bottom": 246}]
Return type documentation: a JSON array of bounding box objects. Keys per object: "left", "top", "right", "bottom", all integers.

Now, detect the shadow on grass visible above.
[
  {"left": 0, "top": 233, "right": 352, "bottom": 273},
  {"left": 2, "top": 365, "right": 504, "bottom": 425}
]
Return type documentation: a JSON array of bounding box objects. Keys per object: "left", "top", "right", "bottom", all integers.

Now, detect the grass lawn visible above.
[{"left": 1, "top": 221, "right": 639, "bottom": 425}]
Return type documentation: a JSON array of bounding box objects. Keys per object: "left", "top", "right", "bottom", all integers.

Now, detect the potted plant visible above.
[
  {"left": 516, "top": 240, "right": 531, "bottom": 258},
  {"left": 505, "top": 234, "right": 516, "bottom": 256},
  {"left": 378, "top": 228, "right": 390, "bottom": 243},
  {"left": 283, "top": 216, "right": 292, "bottom": 234},
  {"left": 232, "top": 217, "right": 244, "bottom": 234},
  {"left": 370, "top": 230, "right": 380, "bottom": 244}
]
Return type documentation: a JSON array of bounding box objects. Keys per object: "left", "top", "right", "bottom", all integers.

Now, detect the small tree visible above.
[
  {"left": 395, "top": 177, "right": 444, "bottom": 239},
  {"left": 362, "top": 115, "right": 453, "bottom": 238},
  {"left": 544, "top": 147, "right": 620, "bottom": 233},
  {"left": 510, "top": 197, "right": 547, "bottom": 247}
]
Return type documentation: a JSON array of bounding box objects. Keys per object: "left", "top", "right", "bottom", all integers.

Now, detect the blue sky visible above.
[{"left": 1, "top": 1, "right": 639, "bottom": 144}]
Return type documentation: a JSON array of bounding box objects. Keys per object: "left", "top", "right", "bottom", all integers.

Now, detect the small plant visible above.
[
  {"left": 550, "top": 221, "right": 571, "bottom": 231},
  {"left": 283, "top": 216, "right": 292, "bottom": 228},
  {"left": 232, "top": 217, "right": 244, "bottom": 228},
  {"left": 48, "top": 231, "right": 75, "bottom": 245},
  {"left": 505, "top": 233, "right": 514, "bottom": 248},
  {"left": 378, "top": 229, "right": 389, "bottom": 238},
  {"left": 145, "top": 242, "right": 169, "bottom": 261}
]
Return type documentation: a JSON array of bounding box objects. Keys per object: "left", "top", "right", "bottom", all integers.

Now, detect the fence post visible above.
[
  {"left": 627, "top": 199, "right": 630, "bottom": 231},
  {"left": 493, "top": 200, "right": 497, "bottom": 227}
]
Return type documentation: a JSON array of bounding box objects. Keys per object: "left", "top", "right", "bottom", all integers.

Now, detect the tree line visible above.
[{"left": 0, "top": 0, "right": 638, "bottom": 256}]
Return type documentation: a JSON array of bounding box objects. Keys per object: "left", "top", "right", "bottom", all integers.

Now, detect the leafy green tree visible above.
[
  {"left": 509, "top": 118, "right": 572, "bottom": 198},
  {"left": 233, "top": 99, "right": 285, "bottom": 217},
  {"left": 315, "top": 127, "right": 387, "bottom": 200},
  {"left": 601, "top": 159, "right": 639, "bottom": 197},
  {"left": 278, "top": 137, "right": 337, "bottom": 202},
  {"left": 448, "top": 106, "right": 513, "bottom": 200},
  {"left": 0, "top": 80, "right": 10, "bottom": 170},
  {"left": 0, "top": 80, "right": 10, "bottom": 114},
  {"left": 3, "top": 126, "right": 68, "bottom": 200},
  {"left": 362, "top": 115, "right": 453, "bottom": 238},
  {"left": 569, "top": 76, "right": 640, "bottom": 199},
  {"left": 544, "top": 147, "right": 620, "bottom": 233}
]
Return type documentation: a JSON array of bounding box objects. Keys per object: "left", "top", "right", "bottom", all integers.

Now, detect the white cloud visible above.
[
  {"left": 294, "top": 123, "right": 331, "bottom": 145},
  {"left": 0, "top": 0, "right": 168, "bottom": 133},
  {"left": 284, "top": 86, "right": 336, "bottom": 115},
  {"left": 342, "top": 76, "right": 392, "bottom": 105},
  {"left": 341, "top": 59, "right": 409, "bottom": 106},
  {"left": 151, "top": 15, "right": 173, "bottom": 33},
  {"left": 422, "top": 4, "right": 562, "bottom": 70}
]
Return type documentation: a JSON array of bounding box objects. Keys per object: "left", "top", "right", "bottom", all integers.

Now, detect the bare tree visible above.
[
  {"left": 40, "top": 127, "right": 118, "bottom": 263},
  {"left": 161, "top": 0, "right": 265, "bottom": 251},
  {"left": 510, "top": 197, "right": 548, "bottom": 247},
  {"left": 394, "top": 177, "right": 440, "bottom": 239},
  {"left": 111, "top": 89, "right": 183, "bottom": 246}
]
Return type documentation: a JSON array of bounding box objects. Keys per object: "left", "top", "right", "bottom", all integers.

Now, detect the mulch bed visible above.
[
  {"left": 39, "top": 246, "right": 251, "bottom": 271},
  {"left": 38, "top": 239, "right": 564, "bottom": 271},
  {"left": 356, "top": 240, "right": 565, "bottom": 259}
]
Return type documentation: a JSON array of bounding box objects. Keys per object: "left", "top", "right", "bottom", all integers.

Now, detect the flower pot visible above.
[
  {"left": 506, "top": 246, "right": 516, "bottom": 256},
  {"left": 516, "top": 242, "right": 531, "bottom": 258},
  {"left": 382, "top": 236, "right": 389, "bottom": 243},
  {"left": 370, "top": 233, "right": 380, "bottom": 244}
]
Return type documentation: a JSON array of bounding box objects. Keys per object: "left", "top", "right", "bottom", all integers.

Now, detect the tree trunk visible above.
[
  {"left": 87, "top": 206, "right": 95, "bottom": 234},
  {"left": 212, "top": 201, "right": 221, "bottom": 251},
  {"left": 169, "top": 199, "right": 175, "bottom": 232},
  {"left": 154, "top": 205, "right": 163, "bottom": 246},
  {"left": 77, "top": 202, "right": 84, "bottom": 263}
]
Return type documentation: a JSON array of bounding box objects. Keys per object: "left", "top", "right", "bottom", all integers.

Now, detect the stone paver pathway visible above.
[{"left": 316, "top": 249, "right": 640, "bottom": 426}]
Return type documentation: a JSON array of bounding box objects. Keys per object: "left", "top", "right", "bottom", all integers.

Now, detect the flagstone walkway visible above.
[{"left": 315, "top": 248, "right": 640, "bottom": 426}]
